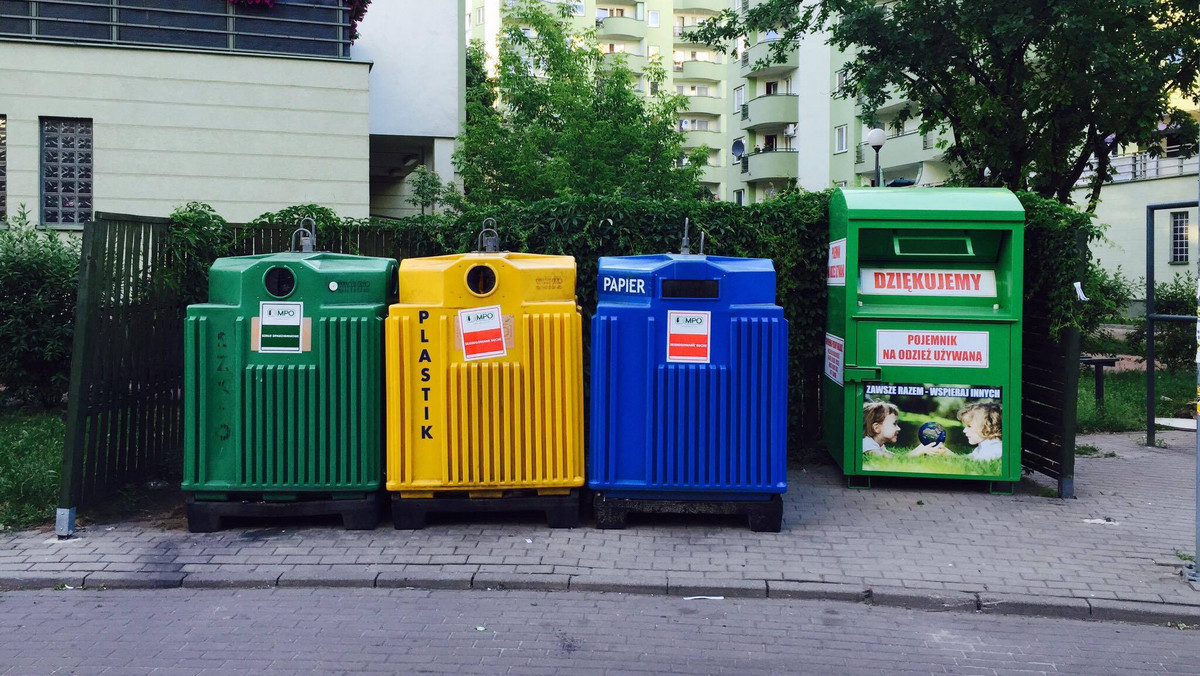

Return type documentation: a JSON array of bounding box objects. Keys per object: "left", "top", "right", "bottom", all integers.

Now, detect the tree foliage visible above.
[
  {"left": 455, "top": 0, "right": 708, "bottom": 206},
  {"left": 691, "top": 0, "right": 1199, "bottom": 207}
]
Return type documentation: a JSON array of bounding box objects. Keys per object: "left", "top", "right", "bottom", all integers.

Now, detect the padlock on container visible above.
[{"left": 385, "top": 221, "right": 584, "bottom": 529}]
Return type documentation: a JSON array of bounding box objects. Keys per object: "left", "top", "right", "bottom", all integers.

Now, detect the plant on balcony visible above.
[{"left": 227, "top": 0, "right": 371, "bottom": 40}]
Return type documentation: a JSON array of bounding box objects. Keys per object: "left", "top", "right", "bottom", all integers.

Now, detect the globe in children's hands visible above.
[{"left": 918, "top": 422, "right": 947, "bottom": 446}]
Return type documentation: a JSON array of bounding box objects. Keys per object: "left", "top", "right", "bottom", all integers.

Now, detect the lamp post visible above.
[{"left": 866, "top": 128, "right": 886, "bottom": 187}]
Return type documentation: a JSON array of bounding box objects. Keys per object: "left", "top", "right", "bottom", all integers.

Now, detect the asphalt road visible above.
[{"left": 1, "top": 588, "right": 1198, "bottom": 675}]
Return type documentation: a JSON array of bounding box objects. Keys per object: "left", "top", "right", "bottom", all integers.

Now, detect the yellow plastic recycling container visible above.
[{"left": 385, "top": 250, "right": 584, "bottom": 496}]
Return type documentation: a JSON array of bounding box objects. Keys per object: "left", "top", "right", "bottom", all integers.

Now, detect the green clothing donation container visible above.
[
  {"left": 822, "top": 188, "right": 1024, "bottom": 492},
  {"left": 182, "top": 252, "right": 398, "bottom": 532}
]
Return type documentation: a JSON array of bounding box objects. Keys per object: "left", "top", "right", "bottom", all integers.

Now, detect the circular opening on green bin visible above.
[
  {"left": 465, "top": 264, "right": 497, "bottom": 297},
  {"left": 264, "top": 267, "right": 296, "bottom": 298}
]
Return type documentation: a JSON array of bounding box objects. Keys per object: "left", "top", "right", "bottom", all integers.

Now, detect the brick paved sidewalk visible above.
[{"left": 2, "top": 431, "right": 1196, "bottom": 622}]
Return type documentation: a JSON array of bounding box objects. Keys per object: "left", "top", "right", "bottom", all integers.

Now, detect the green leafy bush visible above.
[
  {"left": 1017, "top": 192, "right": 1102, "bottom": 340},
  {"left": 0, "top": 208, "right": 80, "bottom": 407},
  {"left": 1129, "top": 272, "right": 1196, "bottom": 370}
]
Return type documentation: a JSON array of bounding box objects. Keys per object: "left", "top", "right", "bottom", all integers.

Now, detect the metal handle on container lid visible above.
[
  {"left": 478, "top": 218, "right": 500, "bottom": 252},
  {"left": 291, "top": 217, "right": 317, "bottom": 253}
]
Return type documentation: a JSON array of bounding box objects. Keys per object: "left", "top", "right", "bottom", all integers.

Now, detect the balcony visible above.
[
  {"left": 1075, "top": 145, "right": 1200, "bottom": 187},
  {"left": 674, "top": 0, "right": 726, "bottom": 13},
  {"left": 603, "top": 51, "right": 647, "bottom": 73},
  {"left": 673, "top": 59, "right": 723, "bottom": 81},
  {"left": 699, "top": 164, "right": 723, "bottom": 185},
  {"left": 682, "top": 95, "right": 724, "bottom": 116},
  {"left": 740, "top": 94, "right": 798, "bottom": 131},
  {"left": 0, "top": 0, "right": 353, "bottom": 58},
  {"left": 740, "top": 39, "right": 798, "bottom": 78},
  {"left": 673, "top": 24, "right": 706, "bottom": 45},
  {"left": 681, "top": 128, "right": 722, "bottom": 149},
  {"left": 597, "top": 16, "right": 645, "bottom": 41},
  {"left": 743, "top": 149, "right": 799, "bottom": 182},
  {"left": 853, "top": 130, "right": 940, "bottom": 173}
]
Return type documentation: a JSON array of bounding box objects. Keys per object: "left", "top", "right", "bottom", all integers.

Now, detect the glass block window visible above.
[
  {"left": 0, "top": 115, "right": 7, "bottom": 220},
  {"left": 41, "top": 118, "right": 94, "bottom": 226},
  {"left": 1170, "top": 211, "right": 1189, "bottom": 264}
]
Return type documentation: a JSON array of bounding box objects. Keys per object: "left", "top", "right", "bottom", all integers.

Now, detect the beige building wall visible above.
[
  {"left": 0, "top": 41, "right": 371, "bottom": 225},
  {"left": 1077, "top": 175, "right": 1200, "bottom": 296}
]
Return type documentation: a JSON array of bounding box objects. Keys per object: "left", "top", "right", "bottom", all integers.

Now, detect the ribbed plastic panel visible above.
[
  {"left": 185, "top": 316, "right": 382, "bottom": 490},
  {"left": 595, "top": 316, "right": 786, "bottom": 491},
  {"left": 388, "top": 311, "right": 583, "bottom": 490}
]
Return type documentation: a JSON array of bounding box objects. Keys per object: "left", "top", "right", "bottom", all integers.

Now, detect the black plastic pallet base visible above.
[
  {"left": 593, "top": 493, "right": 784, "bottom": 532},
  {"left": 185, "top": 493, "right": 381, "bottom": 533},
  {"left": 391, "top": 490, "right": 582, "bottom": 530}
]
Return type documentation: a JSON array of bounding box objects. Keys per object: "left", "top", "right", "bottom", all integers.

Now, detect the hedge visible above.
[{"left": 7, "top": 190, "right": 1095, "bottom": 459}]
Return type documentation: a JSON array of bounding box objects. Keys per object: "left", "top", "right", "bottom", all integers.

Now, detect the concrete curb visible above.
[{"left": 4, "top": 572, "right": 1200, "bottom": 626}]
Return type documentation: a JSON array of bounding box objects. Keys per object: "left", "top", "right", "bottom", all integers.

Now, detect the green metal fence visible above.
[
  {"left": 56, "top": 214, "right": 414, "bottom": 535},
  {"left": 1018, "top": 229, "right": 1088, "bottom": 499}
]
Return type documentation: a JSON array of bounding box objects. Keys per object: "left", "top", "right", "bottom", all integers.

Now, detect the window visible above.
[
  {"left": 835, "top": 180, "right": 848, "bottom": 187},
  {"left": 734, "top": 189, "right": 745, "bottom": 206},
  {"left": 648, "top": 45, "right": 659, "bottom": 57},
  {"left": 650, "top": 81, "right": 660, "bottom": 95},
  {"left": 695, "top": 85, "right": 709, "bottom": 97},
  {"left": 0, "top": 115, "right": 6, "bottom": 220},
  {"left": 476, "top": 7, "right": 484, "bottom": 24},
  {"left": 765, "top": 81, "right": 778, "bottom": 95},
  {"left": 835, "top": 125, "right": 848, "bottom": 153},
  {"left": 41, "top": 118, "right": 93, "bottom": 226},
  {"left": 763, "top": 134, "right": 777, "bottom": 150},
  {"left": 835, "top": 69, "right": 847, "bottom": 95},
  {"left": 734, "top": 86, "right": 744, "bottom": 111},
  {"left": 648, "top": 10, "right": 659, "bottom": 27},
  {"left": 1170, "top": 211, "right": 1190, "bottom": 264},
  {"left": 570, "top": 2, "right": 584, "bottom": 16}
]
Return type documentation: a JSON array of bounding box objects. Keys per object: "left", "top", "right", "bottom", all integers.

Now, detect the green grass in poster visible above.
[{"left": 862, "top": 451, "right": 1002, "bottom": 476}]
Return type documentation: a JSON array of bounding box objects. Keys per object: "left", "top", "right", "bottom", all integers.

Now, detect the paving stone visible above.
[
  {"left": 375, "top": 569, "right": 473, "bottom": 590},
  {"left": 567, "top": 572, "right": 668, "bottom": 595},
  {"left": 667, "top": 578, "right": 766, "bottom": 598},
  {"left": 0, "top": 572, "right": 87, "bottom": 590},
  {"left": 1088, "top": 599, "right": 1200, "bottom": 625},
  {"left": 869, "top": 585, "right": 978, "bottom": 612},
  {"left": 978, "top": 592, "right": 1093, "bottom": 620},
  {"left": 472, "top": 573, "right": 570, "bottom": 591},
  {"left": 181, "top": 572, "right": 280, "bottom": 589},
  {"left": 767, "top": 581, "right": 869, "bottom": 602},
  {"left": 85, "top": 572, "right": 184, "bottom": 589},
  {"left": 276, "top": 569, "right": 377, "bottom": 588}
]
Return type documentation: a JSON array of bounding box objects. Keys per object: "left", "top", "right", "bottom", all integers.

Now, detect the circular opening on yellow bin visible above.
[
  {"left": 465, "top": 264, "right": 497, "bottom": 297},
  {"left": 264, "top": 266, "right": 296, "bottom": 298}
]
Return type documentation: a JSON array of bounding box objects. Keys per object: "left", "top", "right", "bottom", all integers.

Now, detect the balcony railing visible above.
[
  {"left": 1075, "top": 146, "right": 1199, "bottom": 187},
  {"left": 0, "top": 0, "right": 352, "bottom": 58}
]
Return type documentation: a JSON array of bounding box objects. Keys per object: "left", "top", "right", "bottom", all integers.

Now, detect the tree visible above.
[
  {"left": 691, "top": 0, "right": 1199, "bottom": 207},
  {"left": 405, "top": 165, "right": 445, "bottom": 215},
  {"left": 454, "top": 0, "right": 709, "bottom": 206}
]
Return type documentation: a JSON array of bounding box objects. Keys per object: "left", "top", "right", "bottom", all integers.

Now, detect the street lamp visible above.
[{"left": 866, "top": 128, "right": 886, "bottom": 187}]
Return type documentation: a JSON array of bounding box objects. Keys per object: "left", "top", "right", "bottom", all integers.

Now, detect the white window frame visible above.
[
  {"left": 647, "top": 10, "right": 659, "bottom": 27},
  {"left": 834, "top": 125, "right": 848, "bottom": 154},
  {"left": 734, "top": 189, "right": 745, "bottom": 206},
  {"left": 476, "top": 7, "right": 484, "bottom": 24},
  {"left": 1170, "top": 211, "right": 1190, "bottom": 264},
  {"left": 734, "top": 85, "right": 745, "bottom": 111}
]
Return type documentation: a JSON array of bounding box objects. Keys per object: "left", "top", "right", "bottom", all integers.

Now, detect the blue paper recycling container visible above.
[{"left": 589, "top": 253, "right": 788, "bottom": 529}]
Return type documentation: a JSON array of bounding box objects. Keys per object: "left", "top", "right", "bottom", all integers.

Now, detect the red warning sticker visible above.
[
  {"left": 458, "top": 305, "right": 506, "bottom": 361},
  {"left": 667, "top": 310, "right": 711, "bottom": 363}
]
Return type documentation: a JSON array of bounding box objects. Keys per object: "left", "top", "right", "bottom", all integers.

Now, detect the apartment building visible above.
[{"left": 0, "top": 1, "right": 462, "bottom": 225}]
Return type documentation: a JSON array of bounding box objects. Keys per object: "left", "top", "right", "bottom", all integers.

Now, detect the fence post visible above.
[{"left": 57, "top": 219, "right": 103, "bottom": 537}]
